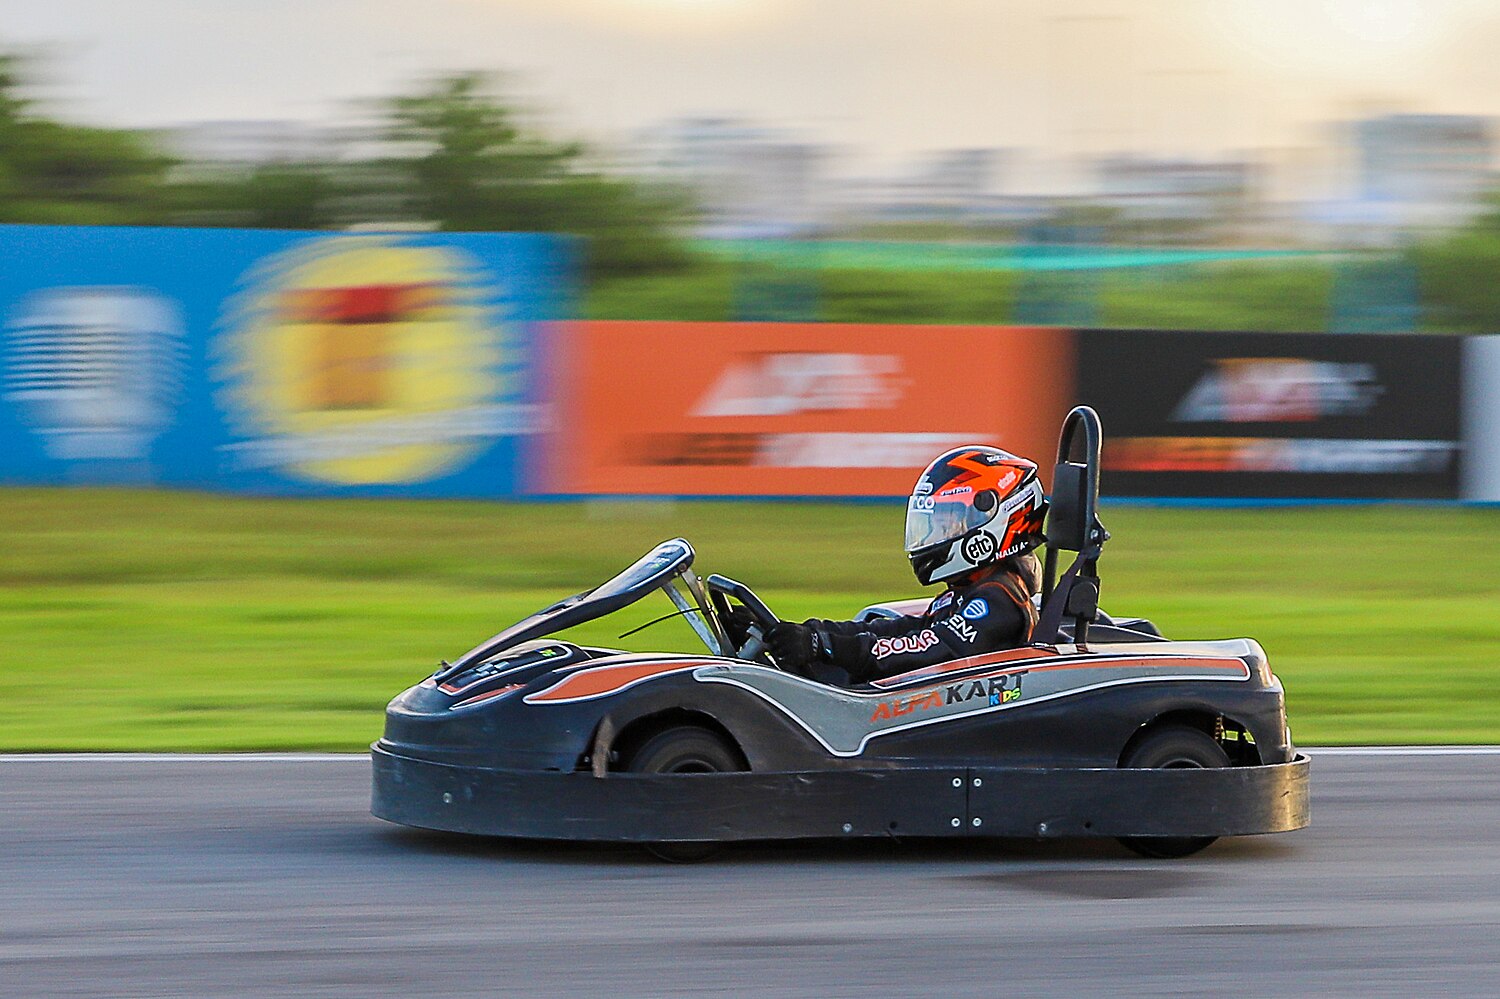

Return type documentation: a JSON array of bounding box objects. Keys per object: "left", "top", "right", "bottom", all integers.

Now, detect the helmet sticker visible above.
[
  {"left": 961, "top": 531, "right": 997, "bottom": 564},
  {"left": 962, "top": 598, "right": 990, "bottom": 621}
]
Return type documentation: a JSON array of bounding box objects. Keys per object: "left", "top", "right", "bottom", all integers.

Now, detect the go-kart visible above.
[{"left": 372, "top": 407, "right": 1308, "bottom": 859}]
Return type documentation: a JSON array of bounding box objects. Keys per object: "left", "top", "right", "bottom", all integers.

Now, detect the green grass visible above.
[
  {"left": 1, "top": 489, "right": 1497, "bottom": 750},
  {"left": 586, "top": 258, "right": 1343, "bottom": 331}
]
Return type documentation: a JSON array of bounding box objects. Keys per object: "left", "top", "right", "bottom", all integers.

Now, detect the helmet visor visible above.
[{"left": 904, "top": 495, "right": 991, "bottom": 552}]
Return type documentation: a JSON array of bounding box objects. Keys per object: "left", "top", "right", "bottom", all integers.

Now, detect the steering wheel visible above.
[{"left": 704, "top": 574, "right": 781, "bottom": 665}]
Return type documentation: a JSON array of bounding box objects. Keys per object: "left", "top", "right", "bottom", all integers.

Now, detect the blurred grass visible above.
[
  {"left": 587, "top": 259, "right": 1339, "bottom": 332},
  {"left": 0, "top": 488, "right": 1496, "bottom": 750}
]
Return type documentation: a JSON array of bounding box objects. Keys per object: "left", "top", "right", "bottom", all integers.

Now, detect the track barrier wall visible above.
[
  {"left": 551, "top": 321, "right": 1075, "bottom": 496},
  {"left": 0, "top": 225, "right": 571, "bottom": 498},
  {"left": 1078, "top": 329, "right": 1464, "bottom": 500},
  {"left": 1, "top": 225, "right": 1495, "bottom": 502}
]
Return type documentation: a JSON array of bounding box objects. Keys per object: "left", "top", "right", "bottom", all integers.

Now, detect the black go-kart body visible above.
[{"left": 372, "top": 408, "right": 1309, "bottom": 857}]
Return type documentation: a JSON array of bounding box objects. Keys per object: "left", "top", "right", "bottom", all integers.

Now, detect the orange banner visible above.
[{"left": 556, "top": 322, "right": 1076, "bottom": 496}]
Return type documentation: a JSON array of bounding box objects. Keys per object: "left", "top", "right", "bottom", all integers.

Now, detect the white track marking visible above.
[{"left": 1, "top": 747, "right": 1499, "bottom": 762}]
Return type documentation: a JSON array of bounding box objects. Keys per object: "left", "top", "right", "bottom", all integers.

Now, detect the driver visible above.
[{"left": 738, "top": 446, "right": 1047, "bottom": 685}]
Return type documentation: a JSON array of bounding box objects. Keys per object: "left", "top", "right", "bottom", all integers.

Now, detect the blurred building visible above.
[
  {"left": 627, "top": 119, "right": 1029, "bottom": 234},
  {"left": 868, "top": 148, "right": 1010, "bottom": 222},
  {"left": 1297, "top": 113, "right": 1495, "bottom": 244},
  {"left": 159, "top": 120, "right": 345, "bottom": 168},
  {"left": 630, "top": 117, "right": 831, "bottom": 238},
  {"left": 1353, "top": 114, "right": 1493, "bottom": 220},
  {"left": 1092, "top": 156, "right": 1260, "bottom": 221}
]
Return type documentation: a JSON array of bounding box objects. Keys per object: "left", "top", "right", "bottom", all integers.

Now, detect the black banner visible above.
[{"left": 1077, "top": 330, "right": 1462, "bottom": 499}]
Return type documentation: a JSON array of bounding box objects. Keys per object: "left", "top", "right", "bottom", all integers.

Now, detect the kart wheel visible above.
[
  {"left": 1117, "top": 725, "right": 1230, "bottom": 859},
  {"left": 626, "top": 726, "right": 745, "bottom": 863}
]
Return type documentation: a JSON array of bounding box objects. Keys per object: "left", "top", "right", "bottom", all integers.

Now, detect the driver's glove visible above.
[
  {"left": 767, "top": 621, "right": 818, "bottom": 674},
  {"left": 721, "top": 608, "right": 757, "bottom": 648}
]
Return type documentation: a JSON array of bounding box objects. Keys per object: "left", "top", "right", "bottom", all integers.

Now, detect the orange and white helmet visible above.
[{"left": 904, "top": 446, "right": 1047, "bottom": 586}]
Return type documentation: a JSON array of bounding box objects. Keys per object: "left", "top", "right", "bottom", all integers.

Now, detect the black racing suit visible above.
[{"left": 805, "top": 557, "right": 1040, "bottom": 685}]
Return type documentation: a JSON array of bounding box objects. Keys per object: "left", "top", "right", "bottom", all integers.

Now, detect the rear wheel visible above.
[
  {"left": 626, "top": 726, "right": 744, "bottom": 862},
  {"left": 1117, "top": 725, "right": 1230, "bottom": 859}
]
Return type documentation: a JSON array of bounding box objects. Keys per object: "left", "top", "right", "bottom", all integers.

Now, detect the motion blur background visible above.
[{"left": 1, "top": 0, "right": 1498, "bottom": 750}]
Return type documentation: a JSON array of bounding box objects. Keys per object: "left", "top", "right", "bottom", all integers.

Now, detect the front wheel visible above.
[
  {"left": 1117, "top": 725, "right": 1230, "bottom": 859},
  {"left": 626, "top": 726, "right": 745, "bottom": 862}
]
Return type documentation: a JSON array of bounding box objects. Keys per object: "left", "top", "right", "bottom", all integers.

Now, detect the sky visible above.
[{"left": 7, "top": 0, "right": 1500, "bottom": 171}]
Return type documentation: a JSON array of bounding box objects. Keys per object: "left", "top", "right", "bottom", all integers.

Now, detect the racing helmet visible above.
[{"left": 904, "top": 446, "right": 1047, "bottom": 586}]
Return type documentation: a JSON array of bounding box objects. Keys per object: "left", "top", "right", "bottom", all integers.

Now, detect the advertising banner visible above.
[
  {"left": 1077, "top": 329, "right": 1463, "bottom": 499},
  {"left": 554, "top": 322, "right": 1075, "bottom": 496},
  {"left": 1463, "top": 336, "right": 1500, "bottom": 502},
  {"left": 0, "top": 225, "right": 571, "bottom": 497}
]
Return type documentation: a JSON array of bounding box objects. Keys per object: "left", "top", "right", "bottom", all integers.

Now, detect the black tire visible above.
[
  {"left": 1117, "top": 725, "right": 1230, "bottom": 859},
  {"left": 626, "top": 726, "right": 745, "bottom": 863}
]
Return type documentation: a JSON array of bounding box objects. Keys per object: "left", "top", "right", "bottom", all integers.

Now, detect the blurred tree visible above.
[
  {"left": 170, "top": 162, "right": 340, "bottom": 230},
  {"left": 379, "top": 73, "right": 692, "bottom": 276},
  {"left": 0, "top": 53, "right": 692, "bottom": 276},
  {"left": 0, "top": 53, "right": 173, "bottom": 225}
]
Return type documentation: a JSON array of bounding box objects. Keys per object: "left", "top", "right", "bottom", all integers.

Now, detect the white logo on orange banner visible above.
[{"left": 692, "top": 352, "right": 905, "bottom": 417}]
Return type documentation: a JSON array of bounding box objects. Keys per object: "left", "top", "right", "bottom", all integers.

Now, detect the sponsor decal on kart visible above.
[
  {"left": 870, "top": 673, "right": 1024, "bottom": 721},
  {"left": 692, "top": 650, "right": 1254, "bottom": 757},
  {"left": 452, "top": 683, "right": 525, "bottom": 708},
  {"left": 524, "top": 657, "right": 720, "bottom": 703},
  {"left": 872, "top": 629, "right": 940, "bottom": 659}
]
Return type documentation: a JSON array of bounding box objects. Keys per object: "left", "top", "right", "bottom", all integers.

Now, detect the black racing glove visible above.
[
  {"left": 721, "top": 608, "right": 757, "bottom": 650},
  {"left": 767, "top": 621, "right": 818, "bottom": 675}
]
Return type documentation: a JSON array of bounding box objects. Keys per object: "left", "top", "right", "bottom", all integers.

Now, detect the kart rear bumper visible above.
[{"left": 371, "top": 741, "right": 1309, "bottom": 842}]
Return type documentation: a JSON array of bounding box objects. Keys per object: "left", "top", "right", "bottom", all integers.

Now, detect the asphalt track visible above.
[{"left": 3, "top": 751, "right": 1499, "bottom": 998}]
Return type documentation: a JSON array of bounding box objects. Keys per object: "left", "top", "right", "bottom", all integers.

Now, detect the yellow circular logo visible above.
[{"left": 218, "top": 236, "right": 510, "bottom": 485}]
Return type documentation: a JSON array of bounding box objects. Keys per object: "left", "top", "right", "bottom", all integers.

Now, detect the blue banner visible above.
[{"left": 0, "top": 225, "right": 572, "bottom": 497}]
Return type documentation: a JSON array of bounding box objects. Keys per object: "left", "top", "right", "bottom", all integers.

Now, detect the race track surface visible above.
[{"left": 3, "top": 751, "right": 1499, "bottom": 998}]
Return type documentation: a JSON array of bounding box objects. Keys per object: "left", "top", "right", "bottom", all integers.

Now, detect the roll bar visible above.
[{"left": 1037, "top": 406, "right": 1110, "bottom": 647}]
